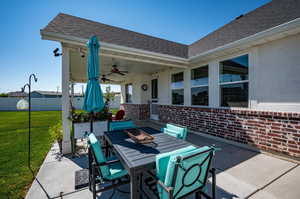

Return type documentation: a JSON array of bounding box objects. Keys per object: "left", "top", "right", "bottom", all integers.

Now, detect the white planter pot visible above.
[{"left": 73, "top": 121, "right": 108, "bottom": 139}]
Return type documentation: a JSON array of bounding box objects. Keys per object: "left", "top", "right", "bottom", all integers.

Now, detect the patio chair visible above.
[
  {"left": 108, "top": 120, "right": 136, "bottom": 131},
  {"left": 87, "top": 133, "right": 130, "bottom": 199},
  {"left": 162, "top": 123, "right": 187, "bottom": 140},
  {"left": 144, "top": 145, "right": 217, "bottom": 199}
]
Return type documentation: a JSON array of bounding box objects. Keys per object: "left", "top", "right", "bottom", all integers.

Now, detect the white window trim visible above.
[
  {"left": 218, "top": 54, "right": 250, "bottom": 108},
  {"left": 170, "top": 71, "right": 185, "bottom": 105},
  {"left": 151, "top": 78, "right": 158, "bottom": 100},
  {"left": 219, "top": 80, "right": 249, "bottom": 86},
  {"left": 190, "top": 65, "right": 209, "bottom": 106},
  {"left": 125, "top": 83, "right": 133, "bottom": 104},
  {"left": 191, "top": 84, "right": 209, "bottom": 88}
]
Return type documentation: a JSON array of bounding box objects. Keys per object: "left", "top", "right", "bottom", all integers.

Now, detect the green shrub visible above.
[
  {"left": 49, "top": 122, "right": 63, "bottom": 142},
  {"left": 70, "top": 110, "right": 110, "bottom": 123}
]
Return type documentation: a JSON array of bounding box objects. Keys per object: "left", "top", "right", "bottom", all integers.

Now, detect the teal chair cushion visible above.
[
  {"left": 157, "top": 146, "right": 213, "bottom": 199},
  {"left": 88, "top": 133, "right": 128, "bottom": 180},
  {"left": 163, "top": 128, "right": 181, "bottom": 139},
  {"left": 104, "top": 157, "right": 128, "bottom": 180},
  {"left": 156, "top": 145, "right": 198, "bottom": 199},
  {"left": 165, "top": 124, "right": 187, "bottom": 140},
  {"left": 88, "top": 133, "right": 110, "bottom": 178},
  {"left": 109, "top": 120, "right": 136, "bottom": 131}
]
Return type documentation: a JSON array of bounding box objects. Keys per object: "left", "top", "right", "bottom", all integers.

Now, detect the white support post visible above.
[
  {"left": 209, "top": 61, "right": 220, "bottom": 107},
  {"left": 184, "top": 68, "right": 191, "bottom": 106},
  {"left": 249, "top": 47, "right": 258, "bottom": 109},
  {"left": 120, "top": 83, "right": 126, "bottom": 104},
  {"left": 61, "top": 46, "right": 72, "bottom": 154},
  {"left": 71, "top": 83, "right": 74, "bottom": 102}
]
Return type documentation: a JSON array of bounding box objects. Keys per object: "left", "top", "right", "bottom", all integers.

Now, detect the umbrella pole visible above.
[{"left": 90, "top": 111, "right": 94, "bottom": 133}]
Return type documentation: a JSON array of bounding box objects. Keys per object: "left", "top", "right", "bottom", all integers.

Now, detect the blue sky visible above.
[{"left": 0, "top": 0, "right": 270, "bottom": 93}]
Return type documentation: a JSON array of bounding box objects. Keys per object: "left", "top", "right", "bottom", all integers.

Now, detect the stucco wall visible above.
[
  {"left": 251, "top": 34, "right": 300, "bottom": 112},
  {"left": 121, "top": 74, "right": 151, "bottom": 104},
  {"left": 120, "top": 33, "right": 300, "bottom": 113}
]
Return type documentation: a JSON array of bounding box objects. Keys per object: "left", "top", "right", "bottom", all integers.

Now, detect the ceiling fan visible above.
[
  {"left": 101, "top": 75, "right": 114, "bottom": 83},
  {"left": 107, "top": 64, "right": 128, "bottom": 76},
  {"left": 100, "top": 74, "right": 123, "bottom": 83}
]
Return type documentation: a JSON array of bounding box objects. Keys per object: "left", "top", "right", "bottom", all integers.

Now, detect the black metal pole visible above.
[
  {"left": 90, "top": 111, "right": 94, "bottom": 133},
  {"left": 28, "top": 83, "right": 31, "bottom": 170},
  {"left": 22, "top": 74, "right": 37, "bottom": 176}
]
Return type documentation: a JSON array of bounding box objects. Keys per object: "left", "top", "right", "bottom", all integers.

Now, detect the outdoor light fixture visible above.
[
  {"left": 16, "top": 98, "right": 29, "bottom": 110},
  {"left": 53, "top": 48, "right": 62, "bottom": 57},
  {"left": 79, "top": 48, "right": 85, "bottom": 58},
  {"left": 19, "top": 73, "right": 38, "bottom": 177}
]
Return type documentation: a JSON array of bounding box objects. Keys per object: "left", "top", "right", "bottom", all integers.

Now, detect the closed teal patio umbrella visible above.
[{"left": 83, "top": 36, "right": 105, "bottom": 132}]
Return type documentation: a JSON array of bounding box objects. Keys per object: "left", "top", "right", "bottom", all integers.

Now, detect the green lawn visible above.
[
  {"left": 0, "top": 111, "right": 61, "bottom": 199},
  {"left": 110, "top": 108, "right": 119, "bottom": 115}
]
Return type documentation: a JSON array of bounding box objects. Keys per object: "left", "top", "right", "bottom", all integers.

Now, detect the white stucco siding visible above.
[
  {"left": 252, "top": 33, "right": 300, "bottom": 112},
  {"left": 139, "top": 75, "right": 151, "bottom": 104},
  {"left": 157, "top": 70, "right": 170, "bottom": 105},
  {"left": 122, "top": 74, "right": 151, "bottom": 104},
  {"left": 120, "top": 33, "right": 300, "bottom": 113}
]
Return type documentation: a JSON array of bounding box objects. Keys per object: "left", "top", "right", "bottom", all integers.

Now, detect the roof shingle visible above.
[
  {"left": 41, "top": 13, "right": 188, "bottom": 58},
  {"left": 189, "top": 0, "right": 300, "bottom": 57},
  {"left": 41, "top": 0, "right": 300, "bottom": 59}
]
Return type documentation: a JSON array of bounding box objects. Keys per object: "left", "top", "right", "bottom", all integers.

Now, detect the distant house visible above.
[
  {"left": 31, "top": 90, "right": 83, "bottom": 98},
  {"left": 7, "top": 91, "right": 28, "bottom": 97}
]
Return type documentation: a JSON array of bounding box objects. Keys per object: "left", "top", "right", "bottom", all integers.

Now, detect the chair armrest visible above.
[
  {"left": 94, "top": 159, "right": 120, "bottom": 167},
  {"left": 146, "top": 171, "right": 174, "bottom": 193}
]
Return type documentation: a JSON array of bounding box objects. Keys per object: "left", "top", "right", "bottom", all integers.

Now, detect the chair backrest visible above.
[
  {"left": 87, "top": 133, "right": 110, "bottom": 178},
  {"left": 164, "top": 146, "right": 214, "bottom": 199},
  {"left": 115, "top": 110, "right": 125, "bottom": 120},
  {"left": 166, "top": 123, "right": 187, "bottom": 140},
  {"left": 162, "top": 128, "right": 181, "bottom": 138},
  {"left": 108, "top": 120, "right": 136, "bottom": 131}
]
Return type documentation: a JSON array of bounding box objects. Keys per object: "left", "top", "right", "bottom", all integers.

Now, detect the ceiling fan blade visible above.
[
  {"left": 116, "top": 72, "right": 126, "bottom": 76},
  {"left": 119, "top": 71, "right": 129, "bottom": 73}
]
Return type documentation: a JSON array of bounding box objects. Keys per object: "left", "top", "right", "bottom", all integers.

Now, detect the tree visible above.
[
  {"left": 104, "top": 86, "right": 115, "bottom": 103},
  {"left": 0, "top": 93, "right": 8, "bottom": 97}
]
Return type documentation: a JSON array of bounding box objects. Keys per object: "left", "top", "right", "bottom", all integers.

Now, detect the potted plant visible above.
[
  {"left": 49, "top": 122, "right": 63, "bottom": 153},
  {"left": 70, "top": 107, "right": 111, "bottom": 139}
]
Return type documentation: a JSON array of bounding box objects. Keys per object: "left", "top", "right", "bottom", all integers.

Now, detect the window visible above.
[
  {"left": 219, "top": 54, "right": 249, "bottom": 107},
  {"left": 171, "top": 72, "right": 184, "bottom": 105},
  {"left": 151, "top": 79, "right": 158, "bottom": 99},
  {"left": 125, "top": 83, "right": 132, "bottom": 103},
  {"left": 191, "top": 65, "right": 209, "bottom": 106}
]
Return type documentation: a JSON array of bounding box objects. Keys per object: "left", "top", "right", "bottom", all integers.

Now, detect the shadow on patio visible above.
[{"left": 25, "top": 120, "right": 299, "bottom": 199}]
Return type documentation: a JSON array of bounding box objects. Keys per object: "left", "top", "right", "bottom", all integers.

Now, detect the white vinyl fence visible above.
[
  {"left": 0, "top": 97, "right": 82, "bottom": 111},
  {"left": 108, "top": 95, "right": 121, "bottom": 109},
  {"left": 0, "top": 96, "right": 120, "bottom": 111}
]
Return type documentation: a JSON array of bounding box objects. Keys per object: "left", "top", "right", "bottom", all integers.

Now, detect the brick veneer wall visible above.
[
  {"left": 158, "top": 105, "right": 300, "bottom": 158},
  {"left": 120, "top": 104, "right": 150, "bottom": 120}
]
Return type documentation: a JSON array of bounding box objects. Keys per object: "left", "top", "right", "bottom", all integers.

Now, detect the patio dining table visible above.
[{"left": 104, "top": 127, "right": 192, "bottom": 199}]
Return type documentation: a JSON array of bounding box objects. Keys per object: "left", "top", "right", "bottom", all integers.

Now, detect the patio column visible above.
[
  {"left": 209, "top": 61, "right": 220, "bottom": 107},
  {"left": 61, "top": 46, "right": 72, "bottom": 154},
  {"left": 184, "top": 69, "right": 191, "bottom": 106},
  {"left": 249, "top": 47, "right": 258, "bottom": 109}
]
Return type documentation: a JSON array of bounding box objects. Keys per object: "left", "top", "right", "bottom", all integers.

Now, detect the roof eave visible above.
[{"left": 40, "top": 30, "right": 189, "bottom": 65}]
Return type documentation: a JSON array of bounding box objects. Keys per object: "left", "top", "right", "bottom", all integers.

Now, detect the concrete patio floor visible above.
[{"left": 25, "top": 121, "right": 300, "bottom": 199}]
